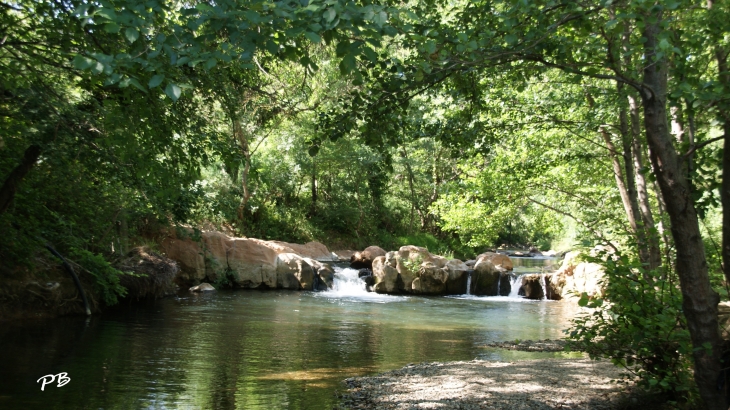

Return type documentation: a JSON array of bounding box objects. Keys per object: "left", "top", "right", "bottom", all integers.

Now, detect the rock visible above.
[
  {"left": 475, "top": 252, "right": 513, "bottom": 271},
  {"left": 464, "top": 259, "right": 476, "bottom": 268},
  {"left": 271, "top": 240, "right": 333, "bottom": 260},
  {"left": 227, "top": 238, "right": 278, "bottom": 288},
  {"left": 472, "top": 259, "right": 499, "bottom": 296},
  {"left": 499, "top": 272, "right": 513, "bottom": 296},
  {"left": 372, "top": 255, "right": 399, "bottom": 293},
  {"left": 303, "top": 258, "right": 334, "bottom": 290},
  {"left": 357, "top": 268, "right": 373, "bottom": 278},
  {"left": 201, "top": 231, "right": 232, "bottom": 283},
  {"left": 189, "top": 283, "right": 215, "bottom": 292},
  {"left": 350, "top": 246, "right": 387, "bottom": 269},
  {"left": 276, "top": 253, "right": 314, "bottom": 290},
  {"left": 116, "top": 247, "right": 178, "bottom": 299},
  {"left": 412, "top": 262, "right": 448, "bottom": 295},
  {"left": 160, "top": 231, "right": 205, "bottom": 284},
  {"left": 444, "top": 259, "right": 470, "bottom": 295},
  {"left": 520, "top": 275, "right": 545, "bottom": 299},
  {"left": 333, "top": 250, "right": 356, "bottom": 261},
  {"left": 545, "top": 252, "right": 604, "bottom": 300}
]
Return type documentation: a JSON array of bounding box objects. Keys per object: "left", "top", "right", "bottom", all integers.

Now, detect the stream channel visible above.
[{"left": 0, "top": 256, "right": 583, "bottom": 409}]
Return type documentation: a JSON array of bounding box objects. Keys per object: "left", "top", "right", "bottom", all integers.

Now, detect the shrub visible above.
[{"left": 566, "top": 252, "right": 696, "bottom": 403}]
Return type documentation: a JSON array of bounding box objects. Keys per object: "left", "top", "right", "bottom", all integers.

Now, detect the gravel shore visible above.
[{"left": 337, "top": 358, "right": 635, "bottom": 409}]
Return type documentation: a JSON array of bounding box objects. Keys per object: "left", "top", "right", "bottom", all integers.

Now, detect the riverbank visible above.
[{"left": 337, "top": 358, "right": 639, "bottom": 410}]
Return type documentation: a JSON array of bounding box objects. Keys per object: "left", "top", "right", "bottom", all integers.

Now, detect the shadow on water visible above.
[{"left": 0, "top": 273, "right": 579, "bottom": 409}]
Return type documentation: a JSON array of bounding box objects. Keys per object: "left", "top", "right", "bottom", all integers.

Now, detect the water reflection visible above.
[{"left": 1, "top": 285, "right": 580, "bottom": 409}]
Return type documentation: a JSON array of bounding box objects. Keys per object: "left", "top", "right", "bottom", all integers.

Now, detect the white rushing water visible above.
[
  {"left": 466, "top": 271, "right": 472, "bottom": 295},
  {"left": 317, "top": 266, "right": 407, "bottom": 302}
]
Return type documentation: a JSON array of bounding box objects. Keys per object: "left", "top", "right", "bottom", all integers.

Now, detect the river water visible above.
[{"left": 0, "top": 258, "right": 581, "bottom": 409}]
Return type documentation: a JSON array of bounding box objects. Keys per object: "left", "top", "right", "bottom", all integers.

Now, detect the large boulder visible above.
[
  {"left": 372, "top": 255, "right": 399, "bottom": 293},
  {"left": 303, "top": 258, "right": 334, "bottom": 290},
  {"left": 201, "top": 231, "right": 232, "bottom": 283},
  {"left": 160, "top": 234, "right": 205, "bottom": 284},
  {"left": 276, "top": 253, "right": 315, "bottom": 290},
  {"left": 546, "top": 252, "right": 604, "bottom": 300},
  {"left": 116, "top": 247, "right": 178, "bottom": 299},
  {"left": 472, "top": 259, "right": 500, "bottom": 295},
  {"left": 519, "top": 275, "right": 545, "bottom": 299},
  {"left": 227, "top": 239, "right": 278, "bottom": 288},
  {"left": 271, "top": 241, "right": 333, "bottom": 261},
  {"left": 412, "top": 262, "right": 448, "bottom": 294},
  {"left": 444, "top": 259, "right": 470, "bottom": 295},
  {"left": 350, "top": 246, "right": 387, "bottom": 269},
  {"left": 475, "top": 252, "right": 513, "bottom": 271}
]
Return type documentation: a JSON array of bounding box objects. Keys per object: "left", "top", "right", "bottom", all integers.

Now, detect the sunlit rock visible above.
[
  {"left": 227, "top": 238, "right": 278, "bottom": 288},
  {"left": 160, "top": 229, "right": 205, "bottom": 284},
  {"left": 189, "top": 283, "right": 215, "bottom": 292},
  {"left": 372, "top": 255, "right": 399, "bottom": 293},
  {"left": 201, "top": 231, "right": 232, "bottom": 283},
  {"left": 350, "top": 246, "right": 387, "bottom": 269},
  {"left": 475, "top": 252, "right": 513, "bottom": 271},
  {"left": 412, "top": 262, "right": 448, "bottom": 294}
]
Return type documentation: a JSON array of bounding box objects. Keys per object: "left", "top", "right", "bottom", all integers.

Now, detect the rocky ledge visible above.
[
  {"left": 483, "top": 339, "right": 570, "bottom": 352},
  {"left": 336, "top": 358, "right": 634, "bottom": 410}
]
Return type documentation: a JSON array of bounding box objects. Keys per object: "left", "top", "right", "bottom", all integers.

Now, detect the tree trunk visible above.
[
  {"left": 641, "top": 17, "right": 725, "bottom": 409},
  {"left": 708, "top": 0, "right": 730, "bottom": 291},
  {"left": 233, "top": 118, "right": 252, "bottom": 223},
  {"left": 400, "top": 146, "right": 417, "bottom": 234},
  {"left": 0, "top": 144, "right": 41, "bottom": 216},
  {"left": 628, "top": 94, "right": 662, "bottom": 269},
  {"left": 600, "top": 127, "right": 645, "bottom": 251},
  {"left": 310, "top": 158, "right": 317, "bottom": 216}
]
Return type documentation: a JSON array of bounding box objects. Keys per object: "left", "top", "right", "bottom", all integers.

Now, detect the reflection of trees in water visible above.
[{"left": 2, "top": 292, "right": 580, "bottom": 409}]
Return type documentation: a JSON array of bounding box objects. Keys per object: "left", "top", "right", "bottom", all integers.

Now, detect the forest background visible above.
[{"left": 2, "top": 0, "right": 730, "bottom": 408}]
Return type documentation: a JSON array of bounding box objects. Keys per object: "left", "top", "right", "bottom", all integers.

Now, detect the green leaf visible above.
[
  {"left": 165, "top": 83, "right": 182, "bottom": 101},
  {"left": 373, "top": 11, "right": 388, "bottom": 27},
  {"left": 148, "top": 74, "right": 164, "bottom": 88},
  {"left": 72, "top": 55, "right": 95, "bottom": 70},
  {"left": 195, "top": 3, "right": 213, "bottom": 12},
  {"left": 505, "top": 34, "right": 518, "bottom": 45},
  {"left": 304, "top": 32, "right": 322, "bottom": 44},
  {"left": 205, "top": 58, "right": 217, "bottom": 70},
  {"left": 340, "top": 53, "right": 357, "bottom": 74},
  {"left": 96, "top": 8, "right": 117, "bottom": 20},
  {"left": 125, "top": 28, "right": 139, "bottom": 43},
  {"left": 308, "top": 145, "right": 320, "bottom": 156},
  {"left": 324, "top": 8, "right": 336, "bottom": 23},
  {"left": 91, "top": 62, "right": 105, "bottom": 75},
  {"left": 104, "top": 22, "right": 120, "bottom": 34}
]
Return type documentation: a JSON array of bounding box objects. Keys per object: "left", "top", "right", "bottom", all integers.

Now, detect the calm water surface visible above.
[{"left": 0, "top": 262, "right": 581, "bottom": 409}]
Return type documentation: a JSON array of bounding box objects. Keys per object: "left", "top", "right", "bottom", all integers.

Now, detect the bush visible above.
[
  {"left": 566, "top": 252, "right": 696, "bottom": 403},
  {"left": 69, "top": 248, "right": 129, "bottom": 306}
]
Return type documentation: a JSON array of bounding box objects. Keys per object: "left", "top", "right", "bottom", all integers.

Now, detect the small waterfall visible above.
[
  {"left": 465, "top": 271, "right": 472, "bottom": 295},
  {"left": 495, "top": 272, "right": 500, "bottom": 296},
  {"left": 508, "top": 274, "right": 522, "bottom": 298},
  {"left": 330, "top": 267, "right": 369, "bottom": 295}
]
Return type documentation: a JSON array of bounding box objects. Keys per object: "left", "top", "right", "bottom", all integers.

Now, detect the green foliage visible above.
[
  {"left": 69, "top": 248, "right": 129, "bottom": 306},
  {"left": 566, "top": 253, "right": 695, "bottom": 402}
]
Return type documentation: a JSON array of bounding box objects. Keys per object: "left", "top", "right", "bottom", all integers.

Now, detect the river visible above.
[{"left": 0, "top": 258, "right": 582, "bottom": 409}]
